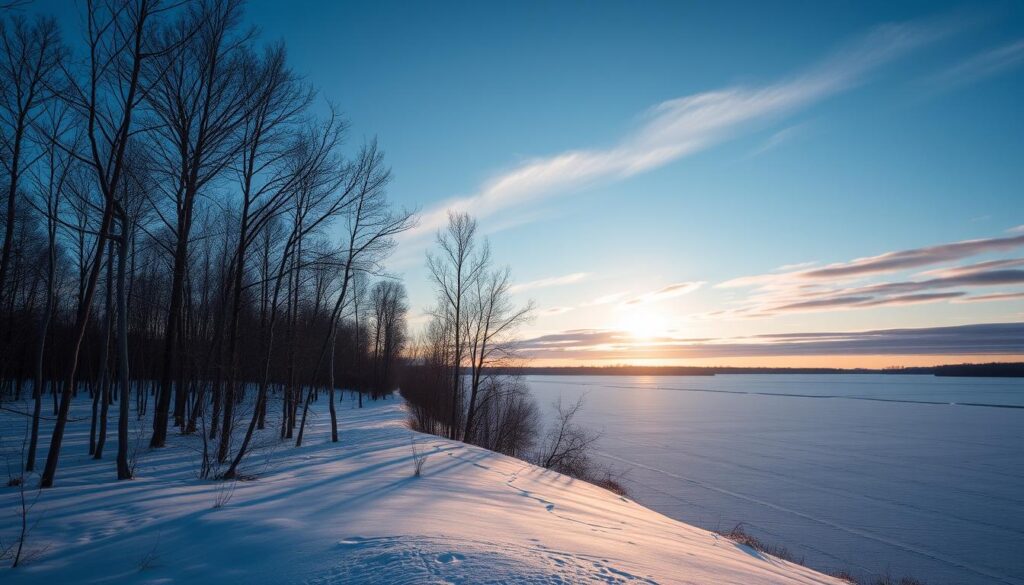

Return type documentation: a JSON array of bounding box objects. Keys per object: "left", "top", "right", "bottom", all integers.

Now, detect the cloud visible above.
[
  {"left": 731, "top": 270, "right": 1023, "bottom": 317},
  {"left": 516, "top": 322, "right": 1024, "bottom": 360},
  {"left": 397, "top": 20, "right": 945, "bottom": 254},
  {"left": 508, "top": 272, "right": 590, "bottom": 294},
  {"left": 582, "top": 291, "right": 632, "bottom": 307},
  {"left": 713, "top": 228, "right": 1024, "bottom": 319},
  {"left": 715, "top": 231, "right": 1024, "bottom": 317},
  {"left": 517, "top": 329, "right": 712, "bottom": 348},
  {"left": 856, "top": 292, "right": 966, "bottom": 307},
  {"left": 799, "top": 233, "right": 1024, "bottom": 279},
  {"left": 775, "top": 261, "right": 819, "bottom": 272},
  {"left": 919, "top": 258, "right": 1024, "bottom": 277},
  {"left": 929, "top": 38, "right": 1024, "bottom": 88},
  {"left": 952, "top": 291, "right": 1024, "bottom": 304},
  {"left": 539, "top": 306, "right": 575, "bottom": 316},
  {"left": 624, "top": 282, "right": 705, "bottom": 305},
  {"left": 749, "top": 123, "right": 811, "bottom": 156},
  {"left": 852, "top": 269, "right": 1024, "bottom": 296},
  {"left": 771, "top": 295, "right": 876, "bottom": 312},
  {"left": 753, "top": 291, "right": 969, "bottom": 314}
]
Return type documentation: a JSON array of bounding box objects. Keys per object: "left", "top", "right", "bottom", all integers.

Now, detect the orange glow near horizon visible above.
[{"left": 526, "top": 354, "right": 1024, "bottom": 369}]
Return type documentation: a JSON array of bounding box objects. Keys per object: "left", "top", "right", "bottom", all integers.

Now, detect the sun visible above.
[{"left": 618, "top": 308, "right": 662, "bottom": 340}]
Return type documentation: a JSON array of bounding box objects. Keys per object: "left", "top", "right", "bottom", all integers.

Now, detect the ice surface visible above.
[{"left": 527, "top": 374, "right": 1024, "bottom": 585}]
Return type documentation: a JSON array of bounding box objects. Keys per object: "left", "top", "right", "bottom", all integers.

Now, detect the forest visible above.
[
  {"left": 0, "top": 0, "right": 419, "bottom": 492},
  {"left": 0, "top": 0, "right": 608, "bottom": 504}
]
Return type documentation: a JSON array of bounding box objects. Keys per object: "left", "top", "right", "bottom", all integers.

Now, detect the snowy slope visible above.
[{"left": 1, "top": 394, "right": 845, "bottom": 584}]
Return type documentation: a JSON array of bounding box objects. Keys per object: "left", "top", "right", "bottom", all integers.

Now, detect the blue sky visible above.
[
  {"left": 38, "top": 0, "right": 1024, "bottom": 365},
  {"left": 236, "top": 1, "right": 1024, "bottom": 365}
]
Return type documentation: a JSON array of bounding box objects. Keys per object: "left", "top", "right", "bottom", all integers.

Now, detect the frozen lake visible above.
[{"left": 526, "top": 374, "right": 1024, "bottom": 585}]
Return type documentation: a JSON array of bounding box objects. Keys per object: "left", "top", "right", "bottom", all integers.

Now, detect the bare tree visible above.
[
  {"left": 426, "top": 211, "right": 489, "bottom": 439},
  {"left": 143, "top": 0, "right": 261, "bottom": 447},
  {"left": 0, "top": 14, "right": 63, "bottom": 314},
  {"left": 219, "top": 45, "right": 312, "bottom": 454},
  {"left": 222, "top": 112, "right": 362, "bottom": 473},
  {"left": 471, "top": 375, "right": 539, "bottom": 458},
  {"left": 462, "top": 267, "right": 533, "bottom": 444},
  {"left": 369, "top": 280, "right": 408, "bottom": 398},
  {"left": 39, "top": 0, "right": 172, "bottom": 488},
  {"left": 535, "top": 396, "right": 600, "bottom": 478},
  {"left": 298, "top": 141, "right": 414, "bottom": 444},
  {"left": 24, "top": 100, "right": 74, "bottom": 472},
  {"left": 113, "top": 149, "right": 153, "bottom": 479}
]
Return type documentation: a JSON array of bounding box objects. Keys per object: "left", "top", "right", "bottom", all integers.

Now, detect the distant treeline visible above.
[
  {"left": 931, "top": 363, "right": 1024, "bottom": 377},
  {"left": 507, "top": 363, "right": 1024, "bottom": 378}
]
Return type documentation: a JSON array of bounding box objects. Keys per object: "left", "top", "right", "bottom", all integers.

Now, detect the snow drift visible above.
[{"left": 1, "top": 394, "right": 845, "bottom": 584}]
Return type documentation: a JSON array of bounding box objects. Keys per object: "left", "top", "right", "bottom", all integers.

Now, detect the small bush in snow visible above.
[
  {"left": 826, "top": 569, "right": 859, "bottom": 584},
  {"left": 871, "top": 577, "right": 927, "bottom": 585},
  {"left": 719, "top": 523, "right": 804, "bottom": 565},
  {"left": 411, "top": 438, "right": 428, "bottom": 477}
]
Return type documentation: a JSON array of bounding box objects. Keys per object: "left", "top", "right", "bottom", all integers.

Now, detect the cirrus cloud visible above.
[
  {"left": 394, "top": 19, "right": 948, "bottom": 262},
  {"left": 624, "top": 282, "right": 705, "bottom": 305},
  {"left": 509, "top": 272, "right": 590, "bottom": 294},
  {"left": 515, "top": 323, "right": 1024, "bottom": 360}
]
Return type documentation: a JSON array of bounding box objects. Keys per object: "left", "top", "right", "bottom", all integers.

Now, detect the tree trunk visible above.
[
  {"left": 328, "top": 328, "right": 338, "bottom": 442},
  {"left": 95, "top": 241, "right": 116, "bottom": 459},
  {"left": 116, "top": 219, "right": 132, "bottom": 480},
  {"left": 40, "top": 197, "right": 115, "bottom": 488},
  {"left": 151, "top": 234, "right": 187, "bottom": 447}
]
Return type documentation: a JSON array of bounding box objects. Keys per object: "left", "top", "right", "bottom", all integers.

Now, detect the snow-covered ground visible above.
[{"left": 1, "top": 393, "right": 844, "bottom": 584}]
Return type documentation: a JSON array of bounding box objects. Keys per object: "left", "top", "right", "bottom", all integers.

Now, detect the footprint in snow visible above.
[
  {"left": 435, "top": 552, "right": 465, "bottom": 564},
  {"left": 309, "top": 535, "right": 661, "bottom": 585}
]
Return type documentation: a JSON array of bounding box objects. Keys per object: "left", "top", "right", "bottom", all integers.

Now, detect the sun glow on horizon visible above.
[{"left": 617, "top": 308, "right": 665, "bottom": 340}]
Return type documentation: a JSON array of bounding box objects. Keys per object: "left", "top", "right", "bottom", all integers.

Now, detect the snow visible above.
[{"left": 1, "top": 393, "right": 845, "bottom": 584}]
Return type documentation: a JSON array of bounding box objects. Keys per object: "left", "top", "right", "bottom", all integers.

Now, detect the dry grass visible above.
[{"left": 718, "top": 523, "right": 804, "bottom": 565}]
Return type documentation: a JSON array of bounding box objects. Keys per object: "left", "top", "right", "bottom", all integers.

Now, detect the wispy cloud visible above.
[
  {"left": 831, "top": 291, "right": 965, "bottom": 308},
  {"left": 624, "top": 282, "right": 705, "bottom": 305},
  {"left": 800, "top": 233, "right": 1024, "bottom": 279},
  {"left": 582, "top": 291, "right": 632, "bottom": 307},
  {"left": 539, "top": 306, "right": 575, "bottom": 316},
  {"left": 720, "top": 232, "right": 1024, "bottom": 288},
  {"left": 713, "top": 230, "right": 1024, "bottom": 319},
  {"left": 749, "top": 123, "right": 810, "bottom": 156},
  {"left": 396, "top": 20, "right": 946, "bottom": 254},
  {"left": 952, "top": 291, "right": 1024, "bottom": 304},
  {"left": 929, "top": 38, "right": 1024, "bottom": 88},
  {"left": 776, "top": 261, "right": 819, "bottom": 272},
  {"left": 919, "top": 257, "right": 1024, "bottom": 278},
  {"left": 847, "top": 269, "right": 1024, "bottom": 296},
  {"left": 722, "top": 269, "right": 1023, "bottom": 318},
  {"left": 516, "top": 323, "right": 1024, "bottom": 360},
  {"left": 508, "top": 272, "right": 590, "bottom": 294}
]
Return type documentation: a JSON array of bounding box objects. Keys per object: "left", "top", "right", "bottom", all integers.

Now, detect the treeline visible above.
[
  {"left": 931, "top": 363, "right": 1024, "bottom": 378},
  {"left": 0, "top": 0, "right": 414, "bottom": 488}
]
